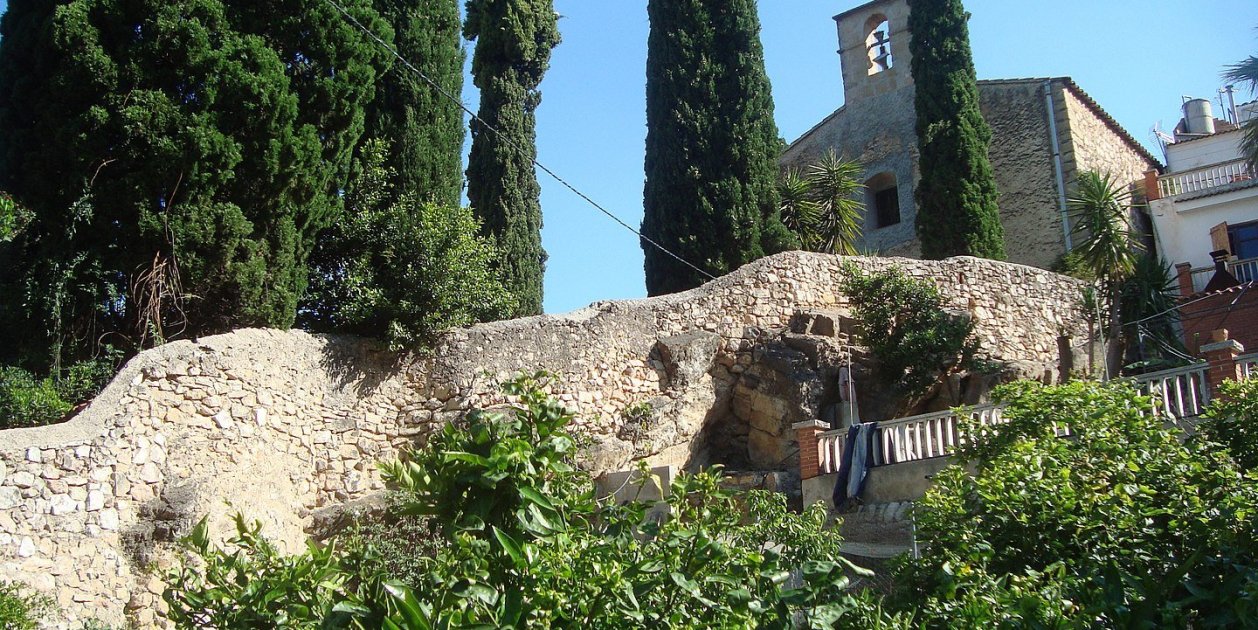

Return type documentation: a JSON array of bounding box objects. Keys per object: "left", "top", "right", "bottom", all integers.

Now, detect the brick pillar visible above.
[
  {"left": 1175, "top": 262, "right": 1194, "bottom": 298},
  {"left": 793, "top": 420, "right": 830, "bottom": 480},
  {"left": 1144, "top": 169, "right": 1162, "bottom": 201},
  {"left": 1200, "top": 329, "right": 1245, "bottom": 399}
]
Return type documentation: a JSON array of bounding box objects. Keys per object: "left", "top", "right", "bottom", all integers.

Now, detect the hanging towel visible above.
[{"left": 832, "top": 421, "right": 878, "bottom": 510}]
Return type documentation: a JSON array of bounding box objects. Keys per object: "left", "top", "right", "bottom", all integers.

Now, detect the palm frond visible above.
[
  {"left": 1066, "top": 171, "right": 1142, "bottom": 281},
  {"left": 1224, "top": 55, "right": 1258, "bottom": 168},
  {"left": 806, "top": 150, "right": 865, "bottom": 255}
]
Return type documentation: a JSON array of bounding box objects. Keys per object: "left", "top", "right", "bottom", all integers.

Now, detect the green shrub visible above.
[
  {"left": 167, "top": 373, "right": 870, "bottom": 628},
  {"left": 891, "top": 380, "right": 1258, "bottom": 627},
  {"left": 1203, "top": 378, "right": 1258, "bottom": 472},
  {"left": 0, "top": 351, "right": 120, "bottom": 429},
  {"left": 839, "top": 262, "right": 976, "bottom": 397},
  {"left": 0, "top": 581, "right": 53, "bottom": 630},
  {"left": 0, "top": 367, "right": 71, "bottom": 429}
]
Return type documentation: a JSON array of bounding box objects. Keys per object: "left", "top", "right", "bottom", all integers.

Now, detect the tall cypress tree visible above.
[
  {"left": 463, "top": 0, "right": 559, "bottom": 317},
  {"left": 0, "top": 0, "right": 388, "bottom": 369},
  {"left": 365, "top": 0, "right": 464, "bottom": 205},
  {"left": 908, "top": 0, "right": 1006, "bottom": 260},
  {"left": 641, "top": 0, "right": 794, "bottom": 297}
]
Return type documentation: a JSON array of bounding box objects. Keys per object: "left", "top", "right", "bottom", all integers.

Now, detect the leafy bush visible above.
[
  {"left": 303, "top": 141, "right": 516, "bottom": 350},
  {"left": 839, "top": 262, "right": 976, "bottom": 396},
  {"left": 0, "top": 192, "right": 30, "bottom": 243},
  {"left": 890, "top": 380, "right": 1258, "bottom": 627},
  {"left": 1203, "top": 377, "right": 1258, "bottom": 472},
  {"left": 167, "top": 373, "right": 870, "bottom": 628},
  {"left": 0, "top": 581, "right": 53, "bottom": 630},
  {"left": 0, "top": 351, "right": 121, "bottom": 429},
  {"left": 0, "top": 367, "right": 71, "bottom": 429}
]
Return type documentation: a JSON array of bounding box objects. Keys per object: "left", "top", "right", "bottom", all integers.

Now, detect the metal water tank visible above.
[{"left": 1183, "top": 98, "right": 1216, "bottom": 135}]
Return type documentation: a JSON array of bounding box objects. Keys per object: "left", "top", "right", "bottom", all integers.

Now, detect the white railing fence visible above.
[
  {"left": 1130, "top": 362, "right": 1211, "bottom": 421},
  {"left": 1240, "top": 353, "right": 1258, "bottom": 380},
  {"left": 816, "top": 404, "right": 1005, "bottom": 475},
  {"left": 1188, "top": 257, "right": 1258, "bottom": 293},
  {"left": 1158, "top": 158, "right": 1256, "bottom": 198},
  {"left": 815, "top": 363, "right": 1213, "bottom": 476}
]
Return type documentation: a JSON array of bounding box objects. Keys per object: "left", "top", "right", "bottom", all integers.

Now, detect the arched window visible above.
[
  {"left": 865, "top": 15, "right": 892, "bottom": 75},
  {"left": 866, "top": 172, "right": 900, "bottom": 228}
]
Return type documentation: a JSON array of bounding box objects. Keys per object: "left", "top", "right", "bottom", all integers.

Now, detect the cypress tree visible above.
[
  {"left": 0, "top": 0, "right": 388, "bottom": 369},
  {"left": 365, "top": 0, "right": 464, "bottom": 205},
  {"left": 641, "top": 0, "right": 794, "bottom": 297},
  {"left": 463, "top": 0, "right": 560, "bottom": 317},
  {"left": 908, "top": 0, "right": 1006, "bottom": 260}
]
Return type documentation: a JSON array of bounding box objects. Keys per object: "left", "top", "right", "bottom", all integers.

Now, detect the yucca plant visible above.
[
  {"left": 777, "top": 150, "right": 864, "bottom": 255},
  {"left": 1067, "top": 171, "right": 1143, "bottom": 377}
]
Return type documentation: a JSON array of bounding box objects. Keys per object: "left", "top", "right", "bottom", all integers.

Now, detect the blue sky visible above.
[
  {"left": 3, "top": 1, "right": 1255, "bottom": 315},
  {"left": 522, "top": 2, "right": 1258, "bottom": 314}
]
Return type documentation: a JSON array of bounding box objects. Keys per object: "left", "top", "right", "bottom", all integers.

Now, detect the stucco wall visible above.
[
  {"left": 0, "top": 252, "right": 1091, "bottom": 627},
  {"left": 1150, "top": 186, "right": 1258, "bottom": 270},
  {"left": 1166, "top": 130, "right": 1246, "bottom": 172}
]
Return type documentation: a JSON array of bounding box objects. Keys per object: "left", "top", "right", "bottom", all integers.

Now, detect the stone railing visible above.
[
  {"left": 812, "top": 404, "right": 1005, "bottom": 475},
  {"left": 1158, "top": 158, "right": 1256, "bottom": 199}
]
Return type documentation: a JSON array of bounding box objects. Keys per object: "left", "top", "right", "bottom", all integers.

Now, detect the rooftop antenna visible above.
[
  {"left": 1223, "top": 85, "right": 1240, "bottom": 126},
  {"left": 1151, "top": 121, "right": 1173, "bottom": 162}
]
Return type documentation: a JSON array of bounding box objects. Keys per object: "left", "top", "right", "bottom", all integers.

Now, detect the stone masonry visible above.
[{"left": 0, "top": 252, "right": 1091, "bottom": 627}]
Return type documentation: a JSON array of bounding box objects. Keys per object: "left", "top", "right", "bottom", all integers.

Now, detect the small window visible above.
[
  {"left": 866, "top": 172, "right": 900, "bottom": 228},
  {"left": 874, "top": 187, "right": 900, "bottom": 227},
  {"left": 1230, "top": 221, "right": 1258, "bottom": 261},
  {"left": 865, "top": 15, "right": 892, "bottom": 75}
]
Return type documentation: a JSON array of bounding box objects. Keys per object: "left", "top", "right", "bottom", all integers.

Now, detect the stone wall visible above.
[
  {"left": 979, "top": 80, "right": 1067, "bottom": 270},
  {"left": 1057, "top": 82, "right": 1161, "bottom": 199},
  {"left": 0, "top": 252, "right": 1091, "bottom": 628}
]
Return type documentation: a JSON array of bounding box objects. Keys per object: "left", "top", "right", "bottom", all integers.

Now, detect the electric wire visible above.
[{"left": 320, "top": 0, "right": 717, "bottom": 282}]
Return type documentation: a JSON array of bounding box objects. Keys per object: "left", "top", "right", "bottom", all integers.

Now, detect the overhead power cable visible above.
[{"left": 321, "top": 0, "right": 717, "bottom": 282}]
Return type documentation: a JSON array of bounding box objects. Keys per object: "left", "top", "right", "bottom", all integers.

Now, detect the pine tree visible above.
[
  {"left": 365, "top": 0, "right": 464, "bottom": 206},
  {"left": 463, "top": 0, "right": 560, "bottom": 317},
  {"left": 0, "top": 0, "right": 388, "bottom": 369},
  {"left": 908, "top": 0, "right": 1006, "bottom": 260},
  {"left": 641, "top": 0, "right": 794, "bottom": 297}
]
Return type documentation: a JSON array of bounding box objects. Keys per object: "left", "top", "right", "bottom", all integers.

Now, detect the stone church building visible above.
[{"left": 782, "top": 0, "right": 1161, "bottom": 270}]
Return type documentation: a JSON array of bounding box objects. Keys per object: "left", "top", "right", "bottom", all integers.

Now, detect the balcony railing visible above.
[
  {"left": 1129, "top": 362, "right": 1211, "bottom": 421},
  {"left": 1241, "top": 353, "right": 1258, "bottom": 380},
  {"left": 1158, "top": 158, "right": 1256, "bottom": 199},
  {"left": 1187, "top": 257, "right": 1258, "bottom": 293},
  {"left": 814, "top": 363, "right": 1211, "bottom": 476}
]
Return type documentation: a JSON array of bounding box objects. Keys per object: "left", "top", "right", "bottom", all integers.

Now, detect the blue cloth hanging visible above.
[{"left": 832, "top": 421, "right": 877, "bottom": 510}]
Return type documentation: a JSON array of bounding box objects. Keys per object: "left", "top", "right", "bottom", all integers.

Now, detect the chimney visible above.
[{"left": 1202, "top": 249, "right": 1241, "bottom": 293}]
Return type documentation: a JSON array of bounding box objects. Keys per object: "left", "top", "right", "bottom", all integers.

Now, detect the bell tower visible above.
[{"left": 834, "top": 0, "right": 914, "bottom": 104}]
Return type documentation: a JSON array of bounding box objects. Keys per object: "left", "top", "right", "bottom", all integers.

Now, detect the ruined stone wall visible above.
[{"left": 0, "top": 252, "right": 1091, "bottom": 627}]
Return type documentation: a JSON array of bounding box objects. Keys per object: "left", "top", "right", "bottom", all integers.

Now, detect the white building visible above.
[{"left": 1148, "top": 97, "right": 1258, "bottom": 295}]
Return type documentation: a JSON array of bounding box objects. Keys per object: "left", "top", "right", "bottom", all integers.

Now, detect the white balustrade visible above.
[
  {"left": 1188, "top": 257, "right": 1258, "bottom": 293},
  {"left": 1158, "top": 159, "right": 1256, "bottom": 198},
  {"left": 1130, "top": 363, "right": 1210, "bottom": 421},
  {"left": 1240, "top": 354, "right": 1258, "bottom": 381},
  {"left": 812, "top": 364, "right": 1216, "bottom": 475}
]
